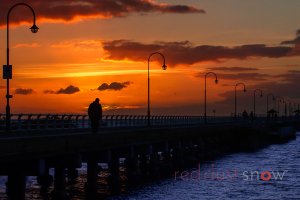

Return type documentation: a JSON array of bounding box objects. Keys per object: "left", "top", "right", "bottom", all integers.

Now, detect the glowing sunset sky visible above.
[{"left": 0, "top": 0, "right": 300, "bottom": 116}]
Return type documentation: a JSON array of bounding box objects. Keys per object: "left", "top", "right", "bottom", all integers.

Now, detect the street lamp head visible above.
[
  {"left": 215, "top": 79, "right": 218, "bottom": 84},
  {"left": 162, "top": 64, "right": 167, "bottom": 70},
  {"left": 30, "top": 24, "right": 39, "bottom": 33}
]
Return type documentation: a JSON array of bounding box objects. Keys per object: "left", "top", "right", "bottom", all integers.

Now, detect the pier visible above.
[{"left": 0, "top": 114, "right": 298, "bottom": 199}]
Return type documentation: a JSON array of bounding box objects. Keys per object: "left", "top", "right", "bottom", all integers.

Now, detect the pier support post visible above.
[
  {"left": 6, "top": 172, "right": 26, "bottom": 200},
  {"left": 67, "top": 167, "right": 78, "bottom": 184},
  {"left": 37, "top": 159, "right": 53, "bottom": 195},
  {"left": 125, "top": 146, "right": 139, "bottom": 184},
  {"left": 52, "top": 166, "right": 66, "bottom": 199},
  {"left": 108, "top": 151, "right": 120, "bottom": 194},
  {"left": 67, "top": 154, "right": 81, "bottom": 184},
  {"left": 172, "top": 141, "right": 184, "bottom": 170},
  {"left": 85, "top": 156, "right": 98, "bottom": 198},
  {"left": 37, "top": 170, "right": 53, "bottom": 195}
]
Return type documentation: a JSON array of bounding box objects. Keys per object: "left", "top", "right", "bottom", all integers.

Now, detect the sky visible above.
[{"left": 0, "top": 0, "right": 300, "bottom": 116}]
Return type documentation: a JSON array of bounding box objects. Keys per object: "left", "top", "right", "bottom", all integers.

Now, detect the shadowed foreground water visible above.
[
  {"left": 110, "top": 134, "right": 300, "bottom": 200},
  {"left": 0, "top": 134, "right": 299, "bottom": 199}
]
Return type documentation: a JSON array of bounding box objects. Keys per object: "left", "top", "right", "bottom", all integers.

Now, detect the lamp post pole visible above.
[
  {"left": 234, "top": 82, "right": 246, "bottom": 119},
  {"left": 147, "top": 52, "right": 167, "bottom": 127},
  {"left": 284, "top": 100, "right": 290, "bottom": 117},
  {"left": 5, "top": 3, "right": 39, "bottom": 131},
  {"left": 204, "top": 72, "right": 218, "bottom": 124},
  {"left": 285, "top": 101, "right": 287, "bottom": 117},
  {"left": 253, "top": 89, "right": 263, "bottom": 118},
  {"left": 275, "top": 97, "right": 284, "bottom": 117},
  {"left": 267, "top": 93, "right": 275, "bottom": 115}
]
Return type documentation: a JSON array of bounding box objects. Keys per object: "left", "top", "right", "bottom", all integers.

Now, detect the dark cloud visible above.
[
  {"left": 97, "top": 82, "right": 131, "bottom": 91},
  {"left": 0, "top": 0, "right": 205, "bottom": 26},
  {"left": 15, "top": 88, "right": 35, "bottom": 95},
  {"left": 44, "top": 85, "right": 80, "bottom": 94},
  {"left": 281, "top": 29, "right": 300, "bottom": 45},
  {"left": 287, "top": 70, "right": 300, "bottom": 74},
  {"left": 195, "top": 72, "right": 273, "bottom": 81},
  {"left": 281, "top": 36, "right": 300, "bottom": 45},
  {"left": 273, "top": 70, "right": 300, "bottom": 83},
  {"left": 103, "top": 40, "right": 293, "bottom": 66},
  {"left": 206, "top": 67, "right": 258, "bottom": 72},
  {"left": 219, "top": 73, "right": 272, "bottom": 81},
  {"left": 280, "top": 29, "right": 300, "bottom": 55}
]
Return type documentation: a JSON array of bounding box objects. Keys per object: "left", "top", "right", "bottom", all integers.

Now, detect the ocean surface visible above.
[
  {"left": 0, "top": 133, "right": 299, "bottom": 200},
  {"left": 110, "top": 133, "right": 300, "bottom": 200}
]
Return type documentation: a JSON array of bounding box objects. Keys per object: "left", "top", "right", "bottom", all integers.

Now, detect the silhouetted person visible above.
[
  {"left": 88, "top": 98, "right": 102, "bottom": 133},
  {"left": 242, "top": 110, "right": 248, "bottom": 119}
]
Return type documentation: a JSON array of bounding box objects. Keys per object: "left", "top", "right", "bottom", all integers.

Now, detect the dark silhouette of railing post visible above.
[
  {"left": 204, "top": 72, "right": 218, "bottom": 124},
  {"left": 234, "top": 83, "right": 246, "bottom": 119},
  {"left": 5, "top": 3, "right": 39, "bottom": 131},
  {"left": 147, "top": 52, "right": 167, "bottom": 127}
]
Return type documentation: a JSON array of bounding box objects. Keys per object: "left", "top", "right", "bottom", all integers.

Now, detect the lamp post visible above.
[
  {"left": 284, "top": 99, "right": 290, "bottom": 117},
  {"left": 147, "top": 52, "right": 167, "bottom": 127},
  {"left": 275, "top": 97, "right": 284, "bottom": 117},
  {"left": 253, "top": 89, "right": 263, "bottom": 118},
  {"left": 267, "top": 93, "right": 275, "bottom": 115},
  {"left": 204, "top": 72, "right": 218, "bottom": 124},
  {"left": 284, "top": 100, "right": 288, "bottom": 117},
  {"left": 5, "top": 3, "right": 39, "bottom": 131},
  {"left": 234, "top": 82, "right": 246, "bottom": 119}
]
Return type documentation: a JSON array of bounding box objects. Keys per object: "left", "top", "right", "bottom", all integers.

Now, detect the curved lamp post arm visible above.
[
  {"left": 205, "top": 72, "right": 218, "bottom": 83},
  {"left": 235, "top": 82, "right": 246, "bottom": 91},
  {"left": 148, "top": 52, "right": 166, "bottom": 70},
  {"left": 7, "top": 3, "right": 38, "bottom": 63}
]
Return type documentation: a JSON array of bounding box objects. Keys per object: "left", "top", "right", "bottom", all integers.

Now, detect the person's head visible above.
[{"left": 95, "top": 98, "right": 100, "bottom": 103}]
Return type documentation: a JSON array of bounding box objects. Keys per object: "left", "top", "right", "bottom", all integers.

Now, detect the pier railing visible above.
[
  {"left": 0, "top": 113, "right": 296, "bottom": 132},
  {"left": 0, "top": 114, "right": 238, "bottom": 131}
]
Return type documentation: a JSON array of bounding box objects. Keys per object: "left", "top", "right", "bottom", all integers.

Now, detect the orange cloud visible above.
[
  {"left": 206, "top": 67, "right": 258, "bottom": 72},
  {"left": 13, "top": 43, "right": 40, "bottom": 48},
  {"left": 51, "top": 40, "right": 102, "bottom": 50}
]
